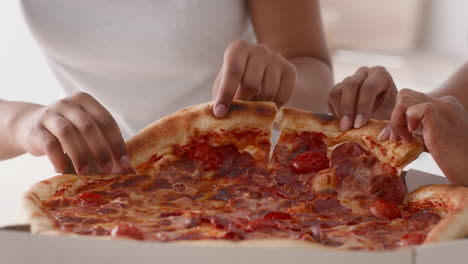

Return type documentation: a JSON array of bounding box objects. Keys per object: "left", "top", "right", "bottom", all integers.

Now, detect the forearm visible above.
[
  {"left": 428, "top": 62, "right": 468, "bottom": 109},
  {"left": 0, "top": 99, "right": 43, "bottom": 159},
  {"left": 287, "top": 56, "right": 333, "bottom": 112}
]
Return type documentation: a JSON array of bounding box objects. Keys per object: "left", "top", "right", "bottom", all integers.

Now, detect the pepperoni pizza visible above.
[{"left": 22, "top": 101, "right": 468, "bottom": 250}]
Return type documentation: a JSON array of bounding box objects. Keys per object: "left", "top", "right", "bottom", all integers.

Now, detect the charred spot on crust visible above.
[
  {"left": 228, "top": 103, "right": 249, "bottom": 113},
  {"left": 255, "top": 104, "right": 275, "bottom": 116},
  {"left": 312, "top": 113, "right": 336, "bottom": 123}
]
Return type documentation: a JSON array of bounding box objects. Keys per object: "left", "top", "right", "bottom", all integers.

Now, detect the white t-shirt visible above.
[{"left": 21, "top": 0, "right": 252, "bottom": 138}]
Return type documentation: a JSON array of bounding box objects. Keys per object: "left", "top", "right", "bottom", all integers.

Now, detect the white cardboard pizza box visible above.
[
  {"left": 0, "top": 229, "right": 413, "bottom": 264},
  {"left": 0, "top": 169, "right": 466, "bottom": 264}
]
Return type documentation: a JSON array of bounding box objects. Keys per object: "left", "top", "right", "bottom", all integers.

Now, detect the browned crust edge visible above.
[
  {"left": 275, "top": 107, "right": 424, "bottom": 169},
  {"left": 407, "top": 184, "right": 468, "bottom": 243},
  {"left": 126, "top": 100, "right": 277, "bottom": 171}
]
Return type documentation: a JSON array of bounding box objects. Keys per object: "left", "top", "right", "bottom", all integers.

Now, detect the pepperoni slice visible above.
[
  {"left": 409, "top": 210, "right": 441, "bottom": 228},
  {"left": 293, "top": 132, "right": 328, "bottom": 156},
  {"left": 216, "top": 144, "right": 240, "bottom": 167},
  {"left": 335, "top": 159, "right": 353, "bottom": 183},
  {"left": 211, "top": 189, "right": 232, "bottom": 202},
  {"left": 369, "top": 200, "right": 401, "bottom": 220},
  {"left": 75, "top": 193, "right": 106, "bottom": 207},
  {"left": 311, "top": 198, "right": 341, "bottom": 214},
  {"left": 331, "top": 142, "right": 365, "bottom": 165},
  {"left": 289, "top": 151, "right": 330, "bottom": 174},
  {"left": 397, "top": 232, "right": 426, "bottom": 246},
  {"left": 110, "top": 224, "right": 144, "bottom": 240},
  {"left": 263, "top": 212, "right": 293, "bottom": 220},
  {"left": 370, "top": 174, "right": 406, "bottom": 205},
  {"left": 192, "top": 144, "right": 222, "bottom": 170},
  {"left": 233, "top": 152, "right": 256, "bottom": 168},
  {"left": 246, "top": 219, "right": 279, "bottom": 232}
]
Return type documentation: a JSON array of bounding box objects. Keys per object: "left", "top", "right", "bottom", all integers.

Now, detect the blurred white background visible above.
[{"left": 0, "top": 1, "right": 467, "bottom": 225}]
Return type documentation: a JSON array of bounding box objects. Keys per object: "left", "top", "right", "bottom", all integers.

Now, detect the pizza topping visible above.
[
  {"left": 38, "top": 113, "right": 433, "bottom": 251},
  {"left": 396, "top": 232, "right": 426, "bottom": 246},
  {"left": 211, "top": 189, "right": 233, "bottom": 202},
  {"left": 233, "top": 152, "right": 256, "bottom": 168},
  {"left": 192, "top": 144, "right": 222, "bottom": 170},
  {"left": 110, "top": 224, "right": 144, "bottom": 240},
  {"left": 246, "top": 219, "right": 279, "bottom": 232},
  {"left": 335, "top": 159, "right": 353, "bottom": 182},
  {"left": 75, "top": 193, "right": 106, "bottom": 207},
  {"left": 262, "top": 212, "right": 293, "bottom": 220},
  {"left": 331, "top": 142, "right": 365, "bottom": 165},
  {"left": 289, "top": 151, "right": 330, "bottom": 174},
  {"left": 370, "top": 174, "right": 406, "bottom": 205},
  {"left": 311, "top": 198, "right": 341, "bottom": 214},
  {"left": 293, "top": 132, "right": 328, "bottom": 156},
  {"left": 408, "top": 210, "right": 441, "bottom": 228},
  {"left": 369, "top": 200, "right": 401, "bottom": 220}
]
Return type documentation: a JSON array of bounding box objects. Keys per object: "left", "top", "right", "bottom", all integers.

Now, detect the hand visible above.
[
  {"left": 328, "top": 66, "right": 398, "bottom": 131},
  {"left": 212, "top": 40, "right": 297, "bottom": 117},
  {"left": 380, "top": 89, "right": 468, "bottom": 186},
  {"left": 16, "top": 92, "right": 133, "bottom": 175}
]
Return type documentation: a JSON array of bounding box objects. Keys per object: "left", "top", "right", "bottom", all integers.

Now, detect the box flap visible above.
[
  {"left": 415, "top": 239, "right": 468, "bottom": 264},
  {"left": 0, "top": 230, "right": 413, "bottom": 264},
  {"left": 404, "top": 169, "right": 448, "bottom": 192}
]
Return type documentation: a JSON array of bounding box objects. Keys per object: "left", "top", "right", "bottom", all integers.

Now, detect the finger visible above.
[
  {"left": 340, "top": 67, "right": 368, "bottom": 130},
  {"left": 256, "top": 63, "right": 281, "bottom": 102},
  {"left": 236, "top": 52, "right": 266, "bottom": 100},
  {"left": 390, "top": 130, "right": 398, "bottom": 142},
  {"left": 213, "top": 43, "right": 249, "bottom": 117},
  {"left": 377, "top": 125, "right": 391, "bottom": 141},
  {"left": 391, "top": 124, "right": 413, "bottom": 143},
  {"left": 74, "top": 93, "right": 131, "bottom": 172},
  {"left": 43, "top": 116, "right": 89, "bottom": 175},
  {"left": 61, "top": 107, "right": 114, "bottom": 173},
  {"left": 354, "top": 68, "right": 393, "bottom": 128},
  {"left": 274, "top": 64, "right": 296, "bottom": 107},
  {"left": 406, "top": 102, "right": 434, "bottom": 131},
  {"left": 328, "top": 83, "right": 343, "bottom": 117},
  {"left": 211, "top": 70, "right": 222, "bottom": 100},
  {"left": 390, "top": 91, "right": 423, "bottom": 127},
  {"left": 32, "top": 125, "right": 69, "bottom": 173},
  {"left": 389, "top": 93, "right": 420, "bottom": 143}
]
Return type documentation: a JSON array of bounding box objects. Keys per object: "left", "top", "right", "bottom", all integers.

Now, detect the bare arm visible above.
[
  {"left": 428, "top": 62, "right": 468, "bottom": 109},
  {"left": 249, "top": 0, "right": 333, "bottom": 112},
  {"left": 0, "top": 100, "right": 42, "bottom": 159}
]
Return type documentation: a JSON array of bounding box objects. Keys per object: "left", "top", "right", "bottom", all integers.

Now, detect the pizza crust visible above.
[
  {"left": 406, "top": 184, "right": 468, "bottom": 243},
  {"left": 275, "top": 107, "right": 423, "bottom": 169},
  {"left": 127, "top": 100, "right": 277, "bottom": 172}
]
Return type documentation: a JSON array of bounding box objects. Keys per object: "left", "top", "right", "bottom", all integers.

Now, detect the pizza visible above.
[{"left": 21, "top": 101, "right": 468, "bottom": 250}]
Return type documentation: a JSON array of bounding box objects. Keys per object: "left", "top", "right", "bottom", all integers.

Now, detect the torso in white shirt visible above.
[{"left": 21, "top": 0, "right": 252, "bottom": 138}]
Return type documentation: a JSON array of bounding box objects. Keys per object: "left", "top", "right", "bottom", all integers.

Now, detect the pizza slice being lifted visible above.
[{"left": 21, "top": 101, "right": 468, "bottom": 250}]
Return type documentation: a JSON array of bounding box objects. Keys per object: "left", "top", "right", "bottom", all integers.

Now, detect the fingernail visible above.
[
  {"left": 213, "top": 104, "right": 227, "bottom": 117},
  {"left": 120, "top": 155, "right": 131, "bottom": 170},
  {"left": 79, "top": 165, "right": 89, "bottom": 175},
  {"left": 378, "top": 129, "right": 387, "bottom": 141},
  {"left": 354, "top": 115, "right": 365, "bottom": 128},
  {"left": 54, "top": 166, "right": 64, "bottom": 174},
  {"left": 102, "top": 162, "right": 113, "bottom": 173},
  {"left": 390, "top": 131, "right": 398, "bottom": 142},
  {"left": 340, "top": 116, "right": 351, "bottom": 131}
]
